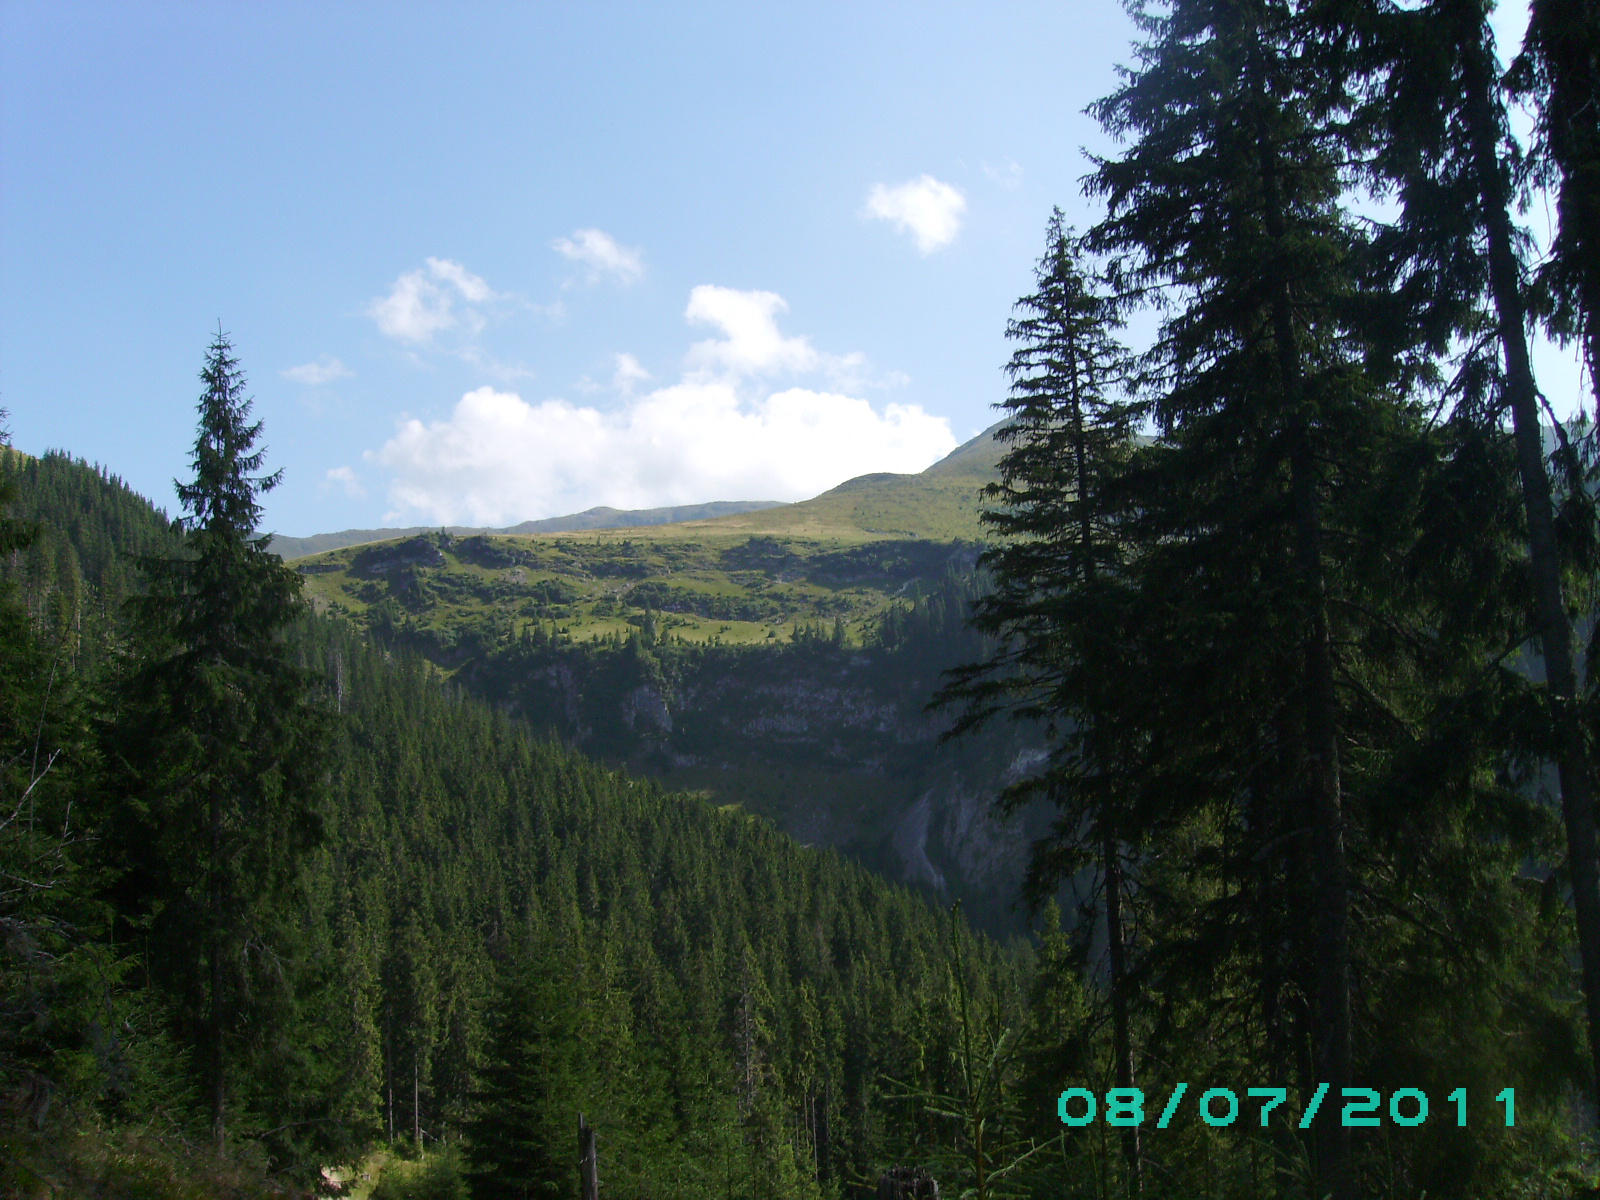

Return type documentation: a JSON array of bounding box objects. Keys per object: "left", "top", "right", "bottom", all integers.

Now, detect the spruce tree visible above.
[
  {"left": 463, "top": 941, "right": 582, "bottom": 1199},
  {"left": 0, "top": 413, "right": 78, "bottom": 1115},
  {"left": 935, "top": 212, "right": 1143, "bottom": 1193},
  {"left": 110, "top": 329, "right": 328, "bottom": 1155},
  {"left": 1363, "top": 0, "right": 1600, "bottom": 1108},
  {"left": 1077, "top": 0, "right": 1399, "bottom": 1191}
]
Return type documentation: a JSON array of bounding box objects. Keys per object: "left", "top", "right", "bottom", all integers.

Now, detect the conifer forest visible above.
[{"left": 4, "top": 0, "right": 1600, "bottom": 1196}]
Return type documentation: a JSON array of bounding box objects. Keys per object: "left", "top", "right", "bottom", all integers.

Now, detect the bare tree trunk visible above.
[
  {"left": 386, "top": 1019, "right": 394, "bottom": 1143},
  {"left": 816, "top": 1084, "right": 830, "bottom": 1183},
  {"left": 209, "top": 786, "right": 226, "bottom": 1155},
  {"left": 1104, "top": 838, "right": 1141, "bottom": 1197},
  {"left": 579, "top": 1113, "right": 600, "bottom": 1200}
]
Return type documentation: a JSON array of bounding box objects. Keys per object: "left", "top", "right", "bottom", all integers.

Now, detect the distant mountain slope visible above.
[
  {"left": 269, "top": 499, "right": 787, "bottom": 560},
  {"left": 680, "top": 420, "right": 1007, "bottom": 541},
  {"left": 283, "top": 419, "right": 1014, "bottom": 652},
  {"left": 270, "top": 524, "right": 472, "bottom": 560},
  {"left": 575, "top": 419, "right": 1011, "bottom": 543},
  {"left": 501, "top": 499, "right": 786, "bottom": 534},
  {"left": 274, "top": 419, "right": 1011, "bottom": 558},
  {"left": 922, "top": 419, "right": 1011, "bottom": 478}
]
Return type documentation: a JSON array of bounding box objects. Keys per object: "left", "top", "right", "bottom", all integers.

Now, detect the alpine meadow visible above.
[{"left": 5, "top": 0, "right": 1600, "bottom": 1197}]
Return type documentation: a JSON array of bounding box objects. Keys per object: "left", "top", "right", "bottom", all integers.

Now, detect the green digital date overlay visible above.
[{"left": 1057, "top": 1084, "right": 1515, "bottom": 1129}]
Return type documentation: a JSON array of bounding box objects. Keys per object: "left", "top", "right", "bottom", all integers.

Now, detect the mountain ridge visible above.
[
  {"left": 269, "top": 499, "right": 788, "bottom": 560},
  {"left": 271, "top": 418, "right": 1011, "bottom": 559}
]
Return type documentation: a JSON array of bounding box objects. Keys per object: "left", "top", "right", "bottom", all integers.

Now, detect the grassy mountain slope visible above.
[
  {"left": 296, "top": 527, "right": 983, "bottom": 650},
  {"left": 287, "top": 421, "right": 1010, "bottom": 649},
  {"left": 629, "top": 419, "right": 1007, "bottom": 543},
  {"left": 269, "top": 499, "right": 787, "bottom": 560},
  {"left": 921, "top": 419, "right": 1010, "bottom": 478}
]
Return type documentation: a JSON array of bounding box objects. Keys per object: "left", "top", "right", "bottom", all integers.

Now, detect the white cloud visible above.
[
  {"left": 426, "top": 257, "right": 494, "bottom": 303},
  {"left": 374, "top": 384, "right": 953, "bottom": 526},
  {"left": 368, "top": 257, "right": 499, "bottom": 344},
  {"left": 613, "top": 352, "right": 651, "bottom": 394},
  {"left": 865, "top": 175, "right": 967, "bottom": 254},
  {"left": 371, "top": 287, "right": 954, "bottom": 526},
  {"left": 685, "top": 286, "right": 819, "bottom": 377},
  {"left": 282, "top": 356, "right": 353, "bottom": 385},
  {"left": 324, "top": 465, "right": 365, "bottom": 498},
  {"left": 552, "top": 228, "right": 644, "bottom": 284}
]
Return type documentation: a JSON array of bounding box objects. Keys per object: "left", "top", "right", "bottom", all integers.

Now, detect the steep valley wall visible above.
[{"left": 459, "top": 632, "right": 1056, "bottom": 936}]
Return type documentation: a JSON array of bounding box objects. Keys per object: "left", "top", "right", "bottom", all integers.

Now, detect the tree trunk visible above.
[
  {"left": 1072, "top": 302, "right": 1143, "bottom": 1198},
  {"left": 1291, "top": 435, "right": 1353, "bottom": 1200},
  {"left": 386, "top": 1020, "right": 394, "bottom": 1142},
  {"left": 1104, "top": 837, "right": 1141, "bottom": 1197},
  {"left": 579, "top": 1113, "right": 599, "bottom": 1200},
  {"left": 1459, "top": 0, "right": 1600, "bottom": 1113},
  {"left": 1252, "top": 38, "right": 1353, "bottom": 1200},
  {"left": 209, "top": 785, "right": 226, "bottom": 1155},
  {"left": 1457, "top": 0, "right": 1600, "bottom": 1108},
  {"left": 1251, "top": 763, "right": 1299, "bottom": 1198}
]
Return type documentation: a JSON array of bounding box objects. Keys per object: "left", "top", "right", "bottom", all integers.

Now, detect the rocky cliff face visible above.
[
  {"left": 895, "top": 746, "right": 1049, "bottom": 901},
  {"left": 462, "top": 628, "right": 1051, "bottom": 935}
]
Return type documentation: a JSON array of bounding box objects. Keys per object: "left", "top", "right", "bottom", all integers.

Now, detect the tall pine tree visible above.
[
  {"left": 1085, "top": 0, "right": 1368, "bottom": 1187},
  {"left": 935, "top": 212, "right": 1144, "bottom": 1194},
  {"left": 109, "top": 329, "right": 329, "bottom": 1154},
  {"left": 1362, "top": 0, "right": 1600, "bottom": 1108}
]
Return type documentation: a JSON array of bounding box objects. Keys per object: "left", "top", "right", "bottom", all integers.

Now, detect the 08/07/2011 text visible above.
[{"left": 1057, "top": 1084, "right": 1515, "bottom": 1129}]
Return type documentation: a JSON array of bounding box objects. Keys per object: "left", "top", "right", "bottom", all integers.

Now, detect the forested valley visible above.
[
  {"left": 7, "top": 0, "right": 1600, "bottom": 1197},
  {"left": 0, "top": 437, "right": 1046, "bottom": 1196}
]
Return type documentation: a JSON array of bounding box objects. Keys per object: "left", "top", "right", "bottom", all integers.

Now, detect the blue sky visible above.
[{"left": 1, "top": 0, "right": 1578, "bottom": 537}]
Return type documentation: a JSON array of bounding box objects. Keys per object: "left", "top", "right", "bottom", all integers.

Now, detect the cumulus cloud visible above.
[
  {"left": 374, "top": 384, "right": 953, "bottom": 526},
  {"left": 282, "top": 356, "right": 353, "bottom": 385},
  {"left": 552, "top": 228, "right": 644, "bottom": 284},
  {"left": 371, "top": 287, "right": 954, "bottom": 526},
  {"left": 368, "top": 258, "right": 499, "bottom": 344},
  {"left": 865, "top": 175, "right": 967, "bottom": 254},
  {"left": 684, "top": 286, "right": 820, "bottom": 377}
]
